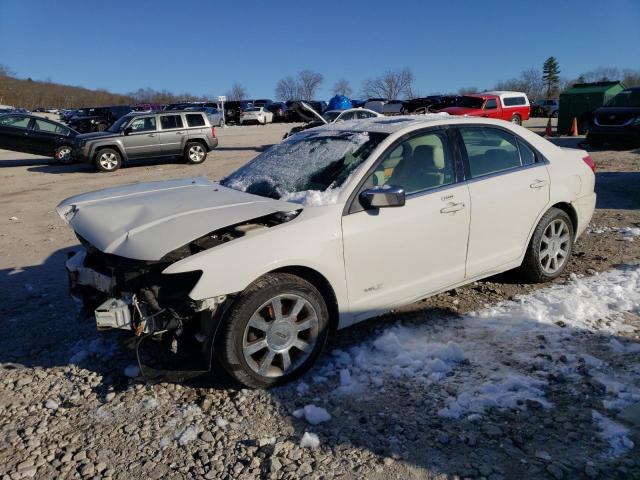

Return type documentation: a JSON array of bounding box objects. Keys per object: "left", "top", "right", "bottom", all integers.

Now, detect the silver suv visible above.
[{"left": 73, "top": 111, "right": 218, "bottom": 172}]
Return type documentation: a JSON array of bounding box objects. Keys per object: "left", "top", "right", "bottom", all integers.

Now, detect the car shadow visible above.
[{"left": 0, "top": 157, "right": 56, "bottom": 168}]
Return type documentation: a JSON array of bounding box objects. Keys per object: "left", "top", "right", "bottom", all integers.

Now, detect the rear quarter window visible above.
[
  {"left": 503, "top": 96, "right": 527, "bottom": 106},
  {"left": 186, "top": 114, "right": 206, "bottom": 127}
]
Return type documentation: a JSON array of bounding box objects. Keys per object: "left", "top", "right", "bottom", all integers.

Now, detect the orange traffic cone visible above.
[
  {"left": 570, "top": 117, "right": 579, "bottom": 137},
  {"left": 544, "top": 117, "right": 553, "bottom": 137}
]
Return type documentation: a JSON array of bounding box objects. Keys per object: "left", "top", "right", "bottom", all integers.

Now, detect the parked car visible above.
[
  {"left": 382, "top": 100, "right": 405, "bottom": 115},
  {"left": 284, "top": 102, "right": 381, "bottom": 137},
  {"left": 402, "top": 96, "right": 447, "bottom": 114},
  {"left": 532, "top": 99, "right": 559, "bottom": 118},
  {"left": 71, "top": 110, "right": 218, "bottom": 172},
  {"left": 56, "top": 115, "right": 596, "bottom": 387},
  {"left": 60, "top": 109, "right": 78, "bottom": 123},
  {"left": 586, "top": 87, "right": 640, "bottom": 147},
  {"left": 34, "top": 107, "right": 46, "bottom": 112},
  {"left": 132, "top": 103, "right": 163, "bottom": 112},
  {"left": 0, "top": 113, "right": 78, "bottom": 162},
  {"left": 428, "top": 95, "right": 462, "bottom": 112},
  {"left": 266, "top": 102, "right": 290, "bottom": 122},
  {"left": 67, "top": 105, "right": 133, "bottom": 133},
  {"left": 240, "top": 107, "right": 274, "bottom": 125},
  {"left": 224, "top": 101, "right": 254, "bottom": 124},
  {"left": 440, "top": 91, "right": 531, "bottom": 125},
  {"left": 253, "top": 99, "right": 274, "bottom": 108},
  {"left": 0, "top": 105, "right": 15, "bottom": 114},
  {"left": 364, "top": 98, "right": 388, "bottom": 113},
  {"left": 184, "top": 106, "right": 225, "bottom": 127}
]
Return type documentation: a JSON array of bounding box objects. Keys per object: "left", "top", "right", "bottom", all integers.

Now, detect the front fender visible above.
[{"left": 162, "top": 206, "right": 349, "bottom": 311}]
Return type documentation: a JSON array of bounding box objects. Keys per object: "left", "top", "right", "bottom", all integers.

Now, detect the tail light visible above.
[
  {"left": 211, "top": 127, "right": 216, "bottom": 138},
  {"left": 582, "top": 155, "right": 596, "bottom": 173}
]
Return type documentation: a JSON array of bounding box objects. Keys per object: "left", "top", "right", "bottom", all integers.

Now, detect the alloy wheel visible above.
[
  {"left": 189, "top": 145, "right": 205, "bottom": 162},
  {"left": 57, "top": 147, "right": 72, "bottom": 162},
  {"left": 99, "top": 152, "right": 118, "bottom": 170},
  {"left": 539, "top": 219, "right": 570, "bottom": 274},
  {"left": 242, "top": 294, "right": 319, "bottom": 378}
]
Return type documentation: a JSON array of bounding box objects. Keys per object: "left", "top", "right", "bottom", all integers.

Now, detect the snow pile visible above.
[
  {"left": 293, "top": 405, "right": 331, "bottom": 425},
  {"left": 592, "top": 411, "right": 635, "bottom": 457},
  {"left": 311, "top": 265, "right": 640, "bottom": 420},
  {"left": 300, "top": 432, "right": 320, "bottom": 449},
  {"left": 588, "top": 225, "right": 640, "bottom": 241}
]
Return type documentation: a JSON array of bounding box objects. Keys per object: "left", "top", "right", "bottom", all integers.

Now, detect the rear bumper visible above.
[{"left": 574, "top": 192, "right": 597, "bottom": 239}]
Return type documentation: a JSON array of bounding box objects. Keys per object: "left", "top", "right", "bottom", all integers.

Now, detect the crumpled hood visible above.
[{"left": 57, "top": 177, "right": 300, "bottom": 261}]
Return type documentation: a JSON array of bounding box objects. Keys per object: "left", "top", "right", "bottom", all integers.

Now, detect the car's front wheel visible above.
[
  {"left": 94, "top": 148, "right": 122, "bottom": 172},
  {"left": 184, "top": 142, "right": 207, "bottom": 164},
  {"left": 519, "top": 208, "right": 574, "bottom": 283},
  {"left": 218, "top": 273, "right": 329, "bottom": 388}
]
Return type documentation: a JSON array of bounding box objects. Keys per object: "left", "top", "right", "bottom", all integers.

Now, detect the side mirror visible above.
[
  {"left": 123, "top": 126, "right": 132, "bottom": 135},
  {"left": 360, "top": 186, "right": 405, "bottom": 209}
]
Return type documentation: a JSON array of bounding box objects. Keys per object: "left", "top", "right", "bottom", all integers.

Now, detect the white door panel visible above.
[
  {"left": 342, "top": 184, "right": 471, "bottom": 315},
  {"left": 466, "top": 164, "right": 550, "bottom": 277}
]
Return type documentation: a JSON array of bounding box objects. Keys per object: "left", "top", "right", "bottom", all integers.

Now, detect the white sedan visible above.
[
  {"left": 239, "top": 106, "right": 274, "bottom": 125},
  {"left": 57, "top": 115, "right": 596, "bottom": 388}
]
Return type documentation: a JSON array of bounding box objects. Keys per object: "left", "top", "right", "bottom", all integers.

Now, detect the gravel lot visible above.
[{"left": 0, "top": 119, "right": 639, "bottom": 479}]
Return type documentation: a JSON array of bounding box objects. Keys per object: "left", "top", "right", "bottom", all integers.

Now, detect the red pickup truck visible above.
[{"left": 440, "top": 91, "right": 531, "bottom": 125}]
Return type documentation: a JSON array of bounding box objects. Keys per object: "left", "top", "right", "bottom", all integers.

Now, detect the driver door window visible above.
[
  {"left": 370, "top": 131, "right": 455, "bottom": 194},
  {"left": 129, "top": 117, "right": 156, "bottom": 133},
  {"left": 484, "top": 99, "right": 497, "bottom": 110}
]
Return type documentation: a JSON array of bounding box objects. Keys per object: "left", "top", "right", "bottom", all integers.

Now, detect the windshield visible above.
[
  {"left": 245, "top": 107, "right": 261, "bottom": 112},
  {"left": 605, "top": 90, "right": 640, "bottom": 108},
  {"left": 221, "top": 130, "right": 388, "bottom": 201},
  {"left": 107, "top": 115, "right": 131, "bottom": 133},
  {"left": 322, "top": 111, "right": 341, "bottom": 122},
  {"left": 456, "top": 96, "right": 485, "bottom": 109}
]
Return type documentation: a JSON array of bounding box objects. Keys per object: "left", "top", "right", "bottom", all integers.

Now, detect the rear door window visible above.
[
  {"left": 33, "top": 118, "right": 69, "bottom": 134},
  {"left": 0, "top": 115, "right": 31, "bottom": 129},
  {"left": 186, "top": 114, "right": 206, "bottom": 127},
  {"left": 460, "top": 127, "right": 522, "bottom": 178},
  {"left": 160, "top": 115, "right": 184, "bottom": 130}
]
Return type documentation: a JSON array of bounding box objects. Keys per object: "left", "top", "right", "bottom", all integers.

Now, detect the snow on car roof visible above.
[{"left": 316, "top": 113, "right": 452, "bottom": 134}]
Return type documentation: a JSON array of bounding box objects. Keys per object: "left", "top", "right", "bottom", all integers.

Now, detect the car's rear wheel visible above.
[
  {"left": 55, "top": 145, "right": 72, "bottom": 164},
  {"left": 511, "top": 114, "right": 522, "bottom": 125},
  {"left": 519, "top": 208, "right": 574, "bottom": 283},
  {"left": 94, "top": 148, "right": 121, "bottom": 172},
  {"left": 184, "top": 142, "right": 207, "bottom": 164},
  {"left": 218, "top": 273, "right": 329, "bottom": 388}
]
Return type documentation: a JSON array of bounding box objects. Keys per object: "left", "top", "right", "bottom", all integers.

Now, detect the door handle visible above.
[
  {"left": 529, "top": 179, "right": 548, "bottom": 189},
  {"left": 440, "top": 202, "right": 465, "bottom": 214},
  {"left": 147, "top": 133, "right": 156, "bottom": 137},
  {"left": 175, "top": 131, "right": 185, "bottom": 134}
]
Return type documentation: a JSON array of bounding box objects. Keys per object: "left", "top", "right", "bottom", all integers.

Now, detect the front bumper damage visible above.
[{"left": 66, "top": 246, "right": 225, "bottom": 382}]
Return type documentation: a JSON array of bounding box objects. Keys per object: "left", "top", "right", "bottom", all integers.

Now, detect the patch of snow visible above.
[
  {"left": 300, "top": 432, "right": 320, "bottom": 449},
  {"left": 592, "top": 410, "right": 635, "bottom": 457},
  {"left": 293, "top": 405, "right": 331, "bottom": 425},
  {"left": 45, "top": 399, "right": 59, "bottom": 410},
  {"left": 177, "top": 425, "right": 199, "bottom": 445},
  {"left": 587, "top": 225, "right": 640, "bottom": 241},
  {"left": 215, "top": 418, "right": 229, "bottom": 428},
  {"left": 309, "top": 265, "right": 640, "bottom": 420}
]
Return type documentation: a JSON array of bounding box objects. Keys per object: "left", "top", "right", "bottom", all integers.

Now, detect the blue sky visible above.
[{"left": 1, "top": 0, "right": 638, "bottom": 100}]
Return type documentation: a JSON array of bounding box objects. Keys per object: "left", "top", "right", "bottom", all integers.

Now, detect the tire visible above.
[
  {"left": 518, "top": 208, "right": 574, "bottom": 283},
  {"left": 217, "top": 273, "right": 329, "bottom": 388},
  {"left": 184, "top": 142, "right": 207, "bottom": 164},
  {"left": 511, "top": 114, "right": 522, "bottom": 126},
  {"left": 54, "top": 145, "right": 73, "bottom": 164},
  {"left": 94, "top": 148, "right": 122, "bottom": 172}
]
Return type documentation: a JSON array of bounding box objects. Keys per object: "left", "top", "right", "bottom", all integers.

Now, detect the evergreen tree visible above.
[{"left": 542, "top": 57, "right": 561, "bottom": 98}]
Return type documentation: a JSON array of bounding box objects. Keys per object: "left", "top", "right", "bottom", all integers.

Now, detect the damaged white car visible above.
[{"left": 58, "top": 115, "right": 596, "bottom": 388}]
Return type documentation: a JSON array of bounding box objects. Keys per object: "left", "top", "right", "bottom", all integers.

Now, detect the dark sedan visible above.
[
  {"left": 0, "top": 113, "right": 79, "bottom": 162},
  {"left": 587, "top": 87, "right": 640, "bottom": 147}
]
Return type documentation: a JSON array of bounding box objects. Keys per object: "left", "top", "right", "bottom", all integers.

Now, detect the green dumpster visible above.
[{"left": 558, "top": 81, "right": 626, "bottom": 134}]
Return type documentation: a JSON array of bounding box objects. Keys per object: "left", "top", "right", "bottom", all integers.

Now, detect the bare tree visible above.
[
  {"left": 332, "top": 79, "right": 352, "bottom": 97},
  {"left": 225, "top": 83, "right": 248, "bottom": 101},
  {"left": 494, "top": 68, "right": 545, "bottom": 100},
  {"left": 622, "top": 68, "right": 640, "bottom": 87},
  {"left": 275, "top": 75, "right": 300, "bottom": 101},
  {"left": 298, "top": 70, "right": 323, "bottom": 101},
  {"left": 361, "top": 68, "right": 414, "bottom": 100}
]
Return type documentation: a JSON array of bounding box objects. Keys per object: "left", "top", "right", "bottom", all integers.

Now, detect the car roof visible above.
[{"left": 308, "top": 113, "right": 524, "bottom": 135}]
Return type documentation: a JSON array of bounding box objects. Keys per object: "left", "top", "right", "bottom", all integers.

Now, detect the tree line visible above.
[{"left": 1, "top": 61, "right": 639, "bottom": 110}]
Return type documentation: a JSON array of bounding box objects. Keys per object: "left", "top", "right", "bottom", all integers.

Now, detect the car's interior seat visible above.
[
  {"left": 389, "top": 144, "right": 446, "bottom": 193},
  {"left": 470, "top": 148, "right": 520, "bottom": 177}
]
